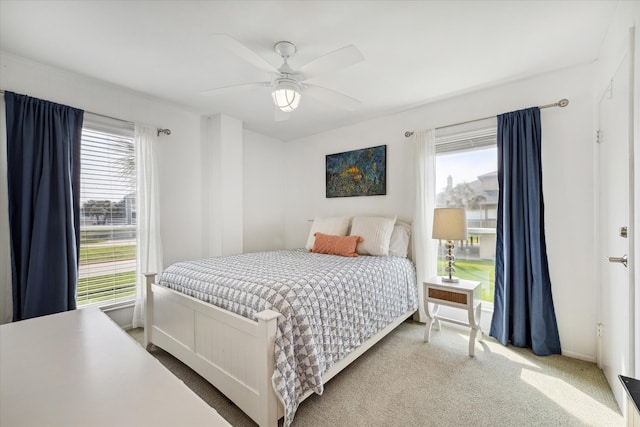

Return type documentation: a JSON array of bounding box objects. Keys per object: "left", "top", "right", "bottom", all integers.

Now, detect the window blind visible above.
[
  {"left": 77, "top": 115, "right": 137, "bottom": 307},
  {"left": 435, "top": 127, "right": 497, "bottom": 154}
]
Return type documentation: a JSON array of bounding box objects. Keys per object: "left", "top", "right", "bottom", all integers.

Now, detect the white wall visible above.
[
  {"left": 243, "top": 130, "right": 287, "bottom": 253},
  {"left": 0, "top": 53, "right": 208, "bottom": 327},
  {"left": 284, "top": 63, "right": 598, "bottom": 361},
  {"left": 0, "top": 50, "right": 602, "bottom": 359},
  {"left": 201, "top": 113, "right": 244, "bottom": 257},
  {"left": 0, "top": 52, "right": 205, "bottom": 268},
  {"left": 284, "top": 124, "right": 415, "bottom": 247},
  {"left": 0, "top": 52, "right": 287, "bottom": 326},
  {"left": 0, "top": 52, "right": 287, "bottom": 264}
]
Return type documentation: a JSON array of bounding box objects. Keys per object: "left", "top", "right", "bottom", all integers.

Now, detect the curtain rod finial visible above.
[
  {"left": 157, "top": 128, "right": 171, "bottom": 136},
  {"left": 558, "top": 99, "right": 569, "bottom": 107},
  {"left": 404, "top": 131, "right": 414, "bottom": 138}
]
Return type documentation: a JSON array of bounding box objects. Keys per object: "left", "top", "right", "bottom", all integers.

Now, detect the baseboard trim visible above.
[{"left": 561, "top": 349, "right": 596, "bottom": 363}]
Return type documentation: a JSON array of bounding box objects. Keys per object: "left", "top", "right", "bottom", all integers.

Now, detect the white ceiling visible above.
[{"left": 0, "top": 0, "right": 619, "bottom": 141}]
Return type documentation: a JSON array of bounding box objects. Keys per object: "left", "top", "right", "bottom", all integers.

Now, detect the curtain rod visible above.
[
  {"left": 0, "top": 89, "right": 171, "bottom": 137},
  {"left": 404, "top": 98, "right": 569, "bottom": 138}
]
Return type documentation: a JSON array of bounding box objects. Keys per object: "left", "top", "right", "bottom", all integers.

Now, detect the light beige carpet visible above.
[{"left": 129, "top": 321, "right": 622, "bottom": 426}]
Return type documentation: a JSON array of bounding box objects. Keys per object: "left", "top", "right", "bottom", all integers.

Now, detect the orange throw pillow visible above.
[{"left": 310, "top": 232, "right": 363, "bottom": 257}]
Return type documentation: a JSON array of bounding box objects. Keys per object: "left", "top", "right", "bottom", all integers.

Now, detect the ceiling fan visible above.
[{"left": 202, "top": 34, "right": 364, "bottom": 121}]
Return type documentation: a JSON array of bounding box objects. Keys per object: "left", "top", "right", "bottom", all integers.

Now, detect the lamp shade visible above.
[
  {"left": 271, "top": 78, "right": 301, "bottom": 112},
  {"left": 432, "top": 208, "right": 468, "bottom": 240}
]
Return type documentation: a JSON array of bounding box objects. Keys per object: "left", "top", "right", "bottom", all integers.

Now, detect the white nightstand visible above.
[{"left": 423, "top": 277, "right": 483, "bottom": 356}]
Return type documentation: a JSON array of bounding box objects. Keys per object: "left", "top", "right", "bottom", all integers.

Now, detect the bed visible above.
[{"left": 143, "top": 216, "right": 417, "bottom": 427}]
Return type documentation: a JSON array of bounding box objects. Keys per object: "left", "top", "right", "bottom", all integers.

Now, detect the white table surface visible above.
[{"left": 0, "top": 307, "right": 231, "bottom": 427}]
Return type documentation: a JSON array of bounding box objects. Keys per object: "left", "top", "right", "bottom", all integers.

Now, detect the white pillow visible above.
[
  {"left": 349, "top": 215, "right": 397, "bottom": 256},
  {"left": 389, "top": 221, "right": 411, "bottom": 257},
  {"left": 305, "top": 216, "right": 351, "bottom": 250}
]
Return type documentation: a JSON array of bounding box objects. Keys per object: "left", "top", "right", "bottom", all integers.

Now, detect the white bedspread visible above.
[{"left": 159, "top": 249, "right": 417, "bottom": 426}]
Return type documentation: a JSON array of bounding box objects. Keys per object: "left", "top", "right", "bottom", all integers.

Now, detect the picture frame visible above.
[{"left": 325, "top": 145, "right": 387, "bottom": 198}]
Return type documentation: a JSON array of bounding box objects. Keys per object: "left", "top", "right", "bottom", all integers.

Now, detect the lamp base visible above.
[{"left": 442, "top": 240, "right": 459, "bottom": 283}]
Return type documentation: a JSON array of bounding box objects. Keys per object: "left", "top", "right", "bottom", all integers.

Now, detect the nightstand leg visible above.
[
  {"left": 424, "top": 317, "right": 433, "bottom": 343},
  {"left": 469, "top": 327, "right": 478, "bottom": 356},
  {"left": 475, "top": 304, "right": 483, "bottom": 342},
  {"left": 424, "top": 303, "right": 440, "bottom": 343},
  {"left": 467, "top": 303, "right": 482, "bottom": 357}
]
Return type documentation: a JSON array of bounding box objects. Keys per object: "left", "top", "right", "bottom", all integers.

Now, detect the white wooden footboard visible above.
[
  {"left": 143, "top": 274, "right": 283, "bottom": 427},
  {"left": 143, "top": 273, "right": 416, "bottom": 427}
]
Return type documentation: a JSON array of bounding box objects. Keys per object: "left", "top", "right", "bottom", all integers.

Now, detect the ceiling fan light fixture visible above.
[{"left": 271, "top": 78, "right": 301, "bottom": 112}]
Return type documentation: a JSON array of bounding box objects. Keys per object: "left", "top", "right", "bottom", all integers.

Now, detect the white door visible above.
[{"left": 597, "top": 47, "right": 633, "bottom": 410}]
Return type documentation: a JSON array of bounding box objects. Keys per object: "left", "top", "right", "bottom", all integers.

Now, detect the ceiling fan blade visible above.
[
  {"left": 210, "top": 33, "right": 278, "bottom": 74},
  {"left": 299, "top": 45, "right": 364, "bottom": 79},
  {"left": 303, "top": 84, "right": 361, "bottom": 111},
  {"left": 274, "top": 107, "right": 291, "bottom": 122},
  {"left": 201, "top": 82, "right": 268, "bottom": 96}
]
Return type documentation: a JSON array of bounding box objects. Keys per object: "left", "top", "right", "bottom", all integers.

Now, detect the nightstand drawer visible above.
[{"left": 428, "top": 288, "right": 467, "bottom": 305}]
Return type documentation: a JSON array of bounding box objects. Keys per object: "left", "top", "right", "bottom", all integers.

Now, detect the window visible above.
[
  {"left": 77, "top": 115, "right": 136, "bottom": 307},
  {"left": 435, "top": 124, "right": 497, "bottom": 304}
]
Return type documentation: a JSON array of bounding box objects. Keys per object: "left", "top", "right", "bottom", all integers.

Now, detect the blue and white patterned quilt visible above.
[{"left": 159, "top": 248, "right": 417, "bottom": 426}]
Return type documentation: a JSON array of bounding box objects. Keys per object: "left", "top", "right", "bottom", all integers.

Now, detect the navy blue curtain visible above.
[
  {"left": 5, "top": 92, "right": 84, "bottom": 321},
  {"left": 489, "top": 107, "right": 561, "bottom": 356}
]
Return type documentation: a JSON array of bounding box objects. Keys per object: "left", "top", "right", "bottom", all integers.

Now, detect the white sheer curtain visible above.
[
  {"left": 0, "top": 96, "right": 12, "bottom": 324},
  {"left": 412, "top": 129, "right": 437, "bottom": 322},
  {"left": 132, "top": 124, "right": 163, "bottom": 328}
]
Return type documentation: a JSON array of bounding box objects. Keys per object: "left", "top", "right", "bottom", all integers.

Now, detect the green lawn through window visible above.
[
  {"left": 77, "top": 271, "right": 136, "bottom": 306},
  {"left": 438, "top": 258, "right": 495, "bottom": 302},
  {"left": 79, "top": 244, "right": 136, "bottom": 265},
  {"left": 78, "top": 241, "right": 136, "bottom": 306}
]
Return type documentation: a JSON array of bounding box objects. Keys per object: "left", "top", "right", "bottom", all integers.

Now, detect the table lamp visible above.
[{"left": 432, "top": 207, "right": 468, "bottom": 283}]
